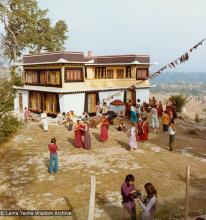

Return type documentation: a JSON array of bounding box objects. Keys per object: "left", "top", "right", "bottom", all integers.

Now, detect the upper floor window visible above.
[
  {"left": 95, "top": 67, "right": 106, "bottom": 79},
  {"left": 47, "top": 70, "right": 60, "bottom": 85},
  {"left": 126, "top": 66, "right": 131, "bottom": 78},
  {"left": 117, "top": 69, "right": 124, "bottom": 79},
  {"left": 136, "top": 69, "right": 148, "bottom": 79},
  {"left": 65, "top": 68, "right": 83, "bottom": 82},
  {"left": 25, "top": 71, "right": 38, "bottom": 84},
  {"left": 24, "top": 69, "right": 61, "bottom": 86},
  {"left": 106, "top": 69, "right": 114, "bottom": 79}
]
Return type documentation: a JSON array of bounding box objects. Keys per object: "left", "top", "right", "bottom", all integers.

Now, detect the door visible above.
[
  {"left": 127, "top": 89, "right": 136, "bottom": 104},
  {"left": 88, "top": 93, "right": 96, "bottom": 113},
  {"left": 19, "top": 93, "right": 23, "bottom": 112}
]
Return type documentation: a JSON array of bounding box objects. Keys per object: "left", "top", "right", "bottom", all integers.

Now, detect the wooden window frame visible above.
[
  {"left": 106, "top": 69, "right": 114, "bottom": 79},
  {"left": 95, "top": 67, "right": 106, "bottom": 79},
  {"left": 136, "top": 68, "right": 149, "bottom": 80},
  {"left": 64, "top": 68, "right": 84, "bottom": 82},
  {"left": 126, "top": 66, "right": 132, "bottom": 78},
  {"left": 24, "top": 69, "right": 62, "bottom": 87},
  {"left": 117, "top": 69, "right": 124, "bottom": 79}
]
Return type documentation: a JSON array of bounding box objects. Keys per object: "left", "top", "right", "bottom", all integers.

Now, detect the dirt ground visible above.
[{"left": 0, "top": 114, "right": 206, "bottom": 220}]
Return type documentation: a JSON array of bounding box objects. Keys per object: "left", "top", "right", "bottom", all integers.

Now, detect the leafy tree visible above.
[
  {"left": 0, "top": 75, "right": 21, "bottom": 143},
  {"left": 0, "top": 0, "right": 68, "bottom": 63},
  {"left": 171, "top": 94, "right": 188, "bottom": 112}
]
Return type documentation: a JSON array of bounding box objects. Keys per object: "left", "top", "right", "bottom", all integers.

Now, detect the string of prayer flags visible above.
[{"left": 102, "top": 38, "right": 205, "bottom": 103}]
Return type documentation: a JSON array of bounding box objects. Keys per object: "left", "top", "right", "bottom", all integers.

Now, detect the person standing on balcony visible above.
[{"left": 41, "top": 111, "right": 48, "bottom": 131}]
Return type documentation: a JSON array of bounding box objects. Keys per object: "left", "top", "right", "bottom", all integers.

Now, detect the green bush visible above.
[
  {"left": 0, "top": 114, "right": 22, "bottom": 142},
  {"left": 171, "top": 94, "right": 187, "bottom": 112}
]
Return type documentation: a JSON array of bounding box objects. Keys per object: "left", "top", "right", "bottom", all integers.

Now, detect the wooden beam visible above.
[{"left": 88, "top": 175, "right": 96, "bottom": 220}]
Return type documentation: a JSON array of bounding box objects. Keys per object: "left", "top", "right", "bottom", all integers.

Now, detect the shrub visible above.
[
  {"left": 171, "top": 94, "right": 187, "bottom": 112},
  {"left": 0, "top": 113, "right": 22, "bottom": 143}
]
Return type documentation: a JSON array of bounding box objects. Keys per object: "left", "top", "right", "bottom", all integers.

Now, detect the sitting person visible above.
[
  {"left": 117, "top": 120, "right": 127, "bottom": 132},
  {"left": 81, "top": 112, "right": 89, "bottom": 121},
  {"left": 57, "top": 112, "right": 67, "bottom": 125}
]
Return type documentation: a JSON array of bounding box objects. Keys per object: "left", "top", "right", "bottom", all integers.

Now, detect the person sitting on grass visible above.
[
  {"left": 117, "top": 120, "right": 128, "bottom": 132},
  {"left": 48, "top": 138, "right": 59, "bottom": 174}
]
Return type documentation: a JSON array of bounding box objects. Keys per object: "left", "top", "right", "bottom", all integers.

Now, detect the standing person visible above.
[
  {"left": 48, "top": 138, "right": 59, "bottom": 174},
  {"left": 125, "top": 100, "right": 132, "bottom": 117},
  {"left": 82, "top": 121, "right": 91, "bottom": 150},
  {"left": 129, "top": 125, "right": 138, "bottom": 151},
  {"left": 136, "top": 183, "right": 157, "bottom": 220},
  {"left": 168, "top": 119, "right": 175, "bottom": 151},
  {"left": 41, "top": 111, "right": 48, "bottom": 131},
  {"left": 102, "top": 102, "right": 108, "bottom": 115},
  {"left": 100, "top": 115, "right": 109, "bottom": 142},
  {"left": 24, "top": 107, "right": 30, "bottom": 123},
  {"left": 157, "top": 101, "right": 163, "bottom": 118},
  {"left": 121, "top": 174, "right": 137, "bottom": 220},
  {"left": 142, "top": 117, "right": 149, "bottom": 142},
  {"left": 95, "top": 102, "right": 102, "bottom": 116},
  {"left": 162, "top": 111, "right": 169, "bottom": 134},
  {"left": 74, "top": 120, "right": 84, "bottom": 148},
  {"left": 151, "top": 105, "right": 159, "bottom": 133},
  {"left": 130, "top": 104, "right": 137, "bottom": 124},
  {"left": 136, "top": 115, "right": 143, "bottom": 142}
]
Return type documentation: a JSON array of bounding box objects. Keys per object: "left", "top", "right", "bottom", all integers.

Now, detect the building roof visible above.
[
  {"left": 22, "top": 51, "right": 150, "bottom": 66},
  {"left": 14, "top": 84, "right": 152, "bottom": 94}
]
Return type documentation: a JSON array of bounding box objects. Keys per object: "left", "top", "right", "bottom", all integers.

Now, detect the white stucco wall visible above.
[
  {"left": 14, "top": 90, "right": 29, "bottom": 113},
  {"left": 136, "top": 88, "right": 150, "bottom": 103},
  {"left": 59, "top": 93, "right": 85, "bottom": 116},
  {"left": 99, "top": 90, "right": 124, "bottom": 105}
]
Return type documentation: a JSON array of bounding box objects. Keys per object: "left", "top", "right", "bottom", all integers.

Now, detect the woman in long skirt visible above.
[
  {"left": 142, "top": 118, "right": 149, "bottom": 142},
  {"left": 129, "top": 125, "right": 138, "bottom": 150},
  {"left": 100, "top": 115, "right": 109, "bottom": 142},
  {"left": 136, "top": 116, "right": 144, "bottom": 142},
  {"left": 74, "top": 120, "right": 84, "bottom": 148},
  {"left": 41, "top": 111, "right": 48, "bottom": 131},
  {"left": 83, "top": 122, "right": 91, "bottom": 150}
]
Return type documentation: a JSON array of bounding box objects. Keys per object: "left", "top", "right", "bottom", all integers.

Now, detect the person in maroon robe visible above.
[
  {"left": 157, "top": 101, "right": 163, "bottom": 118},
  {"left": 74, "top": 120, "right": 84, "bottom": 148},
  {"left": 100, "top": 115, "right": 109, "bottom": 142},
  {"left": 82, "top": 122, "right": 91, "bottom": 150},
  {"left": 136, "top": 116, "right": 144, "bottom": 142},
  {"left": 142, "top": 117, "right": 149, "bottom": 142}
]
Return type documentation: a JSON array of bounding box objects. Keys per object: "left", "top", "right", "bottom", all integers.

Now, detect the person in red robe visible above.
[
  {"left": 157, "top": 101, "right": 163, "bottom": 118},
  {"left": 74, "top": 120, "right": 84, "bottom": 148},
  {"left": 136, "top": 116, "right": 144, "bottom": 142},
  {"left": 142, "top": 117, "right": 149, "bottom": 142},
  {"left": 100, "top": 115, "right": 109, "bottom": 142}
]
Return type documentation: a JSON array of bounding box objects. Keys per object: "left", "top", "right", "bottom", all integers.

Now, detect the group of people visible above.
[{"left": 121, "top": 174, "right": 157, "bottom": 220}]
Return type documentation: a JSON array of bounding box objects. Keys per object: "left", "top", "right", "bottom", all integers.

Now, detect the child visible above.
[
  {"left": 48, "top": 138, "right": 59, "bottom": 174},
  {"left": 168, "top": 119, "right": 175, "bottom": 151}
]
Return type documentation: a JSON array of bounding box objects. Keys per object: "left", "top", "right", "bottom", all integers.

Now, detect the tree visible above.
[{"left": 0, "top": 0, "right": 68, "bottom": 63}]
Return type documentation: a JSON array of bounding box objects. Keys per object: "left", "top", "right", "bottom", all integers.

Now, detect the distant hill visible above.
[{"left": 151, "top": 72, "right": 206, "bottom": 84}]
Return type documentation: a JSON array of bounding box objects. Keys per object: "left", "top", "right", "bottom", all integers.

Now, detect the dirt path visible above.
[{"left": 0, "top": 118, "right": 206, "bottom": 220}]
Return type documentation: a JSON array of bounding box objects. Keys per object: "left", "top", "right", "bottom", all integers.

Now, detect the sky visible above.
[{"left": 38, "top": 0, "right": 206, "bottom": 72}]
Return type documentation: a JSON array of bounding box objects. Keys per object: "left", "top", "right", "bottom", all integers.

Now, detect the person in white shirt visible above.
[
  {"left": 137, "top": 182, "right": 157, "bottom": 220},
  {"left": 41, "top": 111, "right": 48, "bottom": 131},
  {"left": 151, "top": 105, "right": 159, "bottom": 133},
  {"left": 168, "top": 118, "right": 175, "bottom": 151}
]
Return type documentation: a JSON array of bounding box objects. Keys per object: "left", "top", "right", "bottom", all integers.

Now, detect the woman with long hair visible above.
[{"left": 137, "top": 182, "right": 157, "bottom": 220}]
